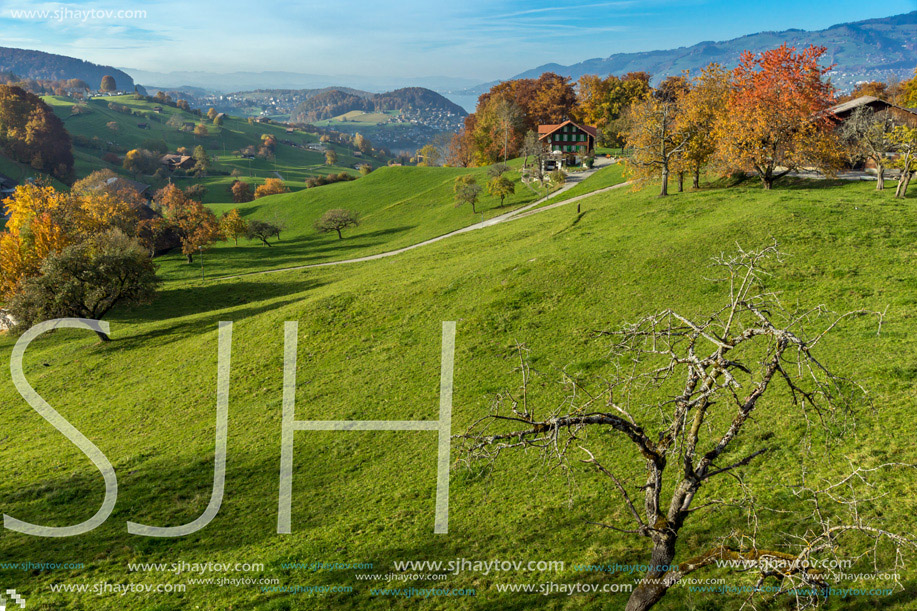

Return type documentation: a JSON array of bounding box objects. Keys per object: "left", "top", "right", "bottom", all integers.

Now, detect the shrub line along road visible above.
[{"left": 215, "top": 158, "right": 628, "bottom": 281}]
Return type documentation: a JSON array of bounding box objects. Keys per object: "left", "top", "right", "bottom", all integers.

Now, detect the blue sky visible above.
[{"left": 0, "top": 0, "right": 914, "bottom": 81}]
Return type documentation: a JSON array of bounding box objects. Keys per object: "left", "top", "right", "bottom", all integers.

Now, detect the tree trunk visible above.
[
  {"left": 336, "top": 229, "right": 343, "bottom": 239},
  {"left": 95, "top": 330, "right": 111, "bottom": 342},
  {"left": 897, "top": 171, "right": 912, "bottom": 199},
  {"left": 503, "top": 128, "right": 508, "bottom": 164},
  {"left": 692, "top": 168, "right": 700, "bottom": 189},
  {"left": 895, "top": 155, "right": 912, "bottom": 198},
  {"left": 659, "top": 168, "right": 669, "bottom": 197},
  {"left": 471, "top": 201, "right": 477, "bottom": 214},
  {"left": 876, "top": 164, "right": 884, "bottom": 191},
  {"left": 186, "top": 253, "right": 193, "bottom": 264},
  {"left": 625, "top": 536, "right": 677, "bottom": 611},
  {"left": 677, "top": 172, "right": 684, "bottom": 193}
]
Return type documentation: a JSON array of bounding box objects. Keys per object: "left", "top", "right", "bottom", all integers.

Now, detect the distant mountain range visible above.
[
  {"left": 0, "top": 47, "right": 134, "bottom": 90},
  {"left": 119, "top": 69, "right": 479, "bottom": 94},
  {"left": 464, "top": 11, "right": 917, "bottom": 95}
]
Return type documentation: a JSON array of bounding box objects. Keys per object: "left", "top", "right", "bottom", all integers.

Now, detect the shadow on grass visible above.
[
  {"left": 0, "top": 454, "right": 289, "bottom": 586},
  {"left": 114, "top": 296, "right": 311, "bottom": 349},
  {"left": 160, "top": 225, "right": 419, "bottom": 278},
  {"left": 100, "top": 277, "right": 326, "bottom": 350},
  {"left": 704, "top": 173, "right": 863, "bottom": 192},
  {"left": 143, "top": 279, "right": 325, "bottom": 321},
  {"left": 775, "top": 176, "right": 860, "bottom": 190},
  {"left": 4, "top": 450, "right": 909, "bottom": 610}
]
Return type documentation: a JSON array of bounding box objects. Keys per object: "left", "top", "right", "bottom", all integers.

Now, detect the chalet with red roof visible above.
[{"left": 538, "top": 120, "right": 597, "bottom": 168}]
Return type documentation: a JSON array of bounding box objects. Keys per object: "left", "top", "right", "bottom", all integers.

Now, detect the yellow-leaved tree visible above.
[
  {"left": 1, "top": 183, "right": 74, "bottom": 297},
  {"left": 675, "top": 64, "right": 730, "bottom": 189},
  {"left": 1, "top": 179, "right": 143, "bottom": 298}
]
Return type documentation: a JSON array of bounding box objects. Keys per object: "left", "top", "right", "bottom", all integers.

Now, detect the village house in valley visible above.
[{"left": 160, "top": 153, "right": 195, "bottom": 171}]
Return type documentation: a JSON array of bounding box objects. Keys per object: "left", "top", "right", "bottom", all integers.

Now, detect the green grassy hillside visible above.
[
  {"left": 158, "top": 162, "right": 555, "bottom": 282},
  {"left": 0, "top": 177, "right": 915, "bottom": 610},
  {"left": 41, "top": 94, "right": 382, "bottom": 201},
  {"left": 0, "top": 154, "right": 68, "bottom": 191},
  {"left": 315, "top": 110, "right": 401, "bottom": 127}
]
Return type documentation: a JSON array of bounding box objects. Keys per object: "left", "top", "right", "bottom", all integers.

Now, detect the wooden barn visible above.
[{"left": 827, "top": 96, "right": 917, "bottom": 127}]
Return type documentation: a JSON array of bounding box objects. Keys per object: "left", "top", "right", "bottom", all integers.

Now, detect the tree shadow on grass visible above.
[
  {"left": 705, "top": 173, "right": 859, "bottom": 192},
  {"left": 135, "top": 278, "right": 327, "bottom": 322},
  {"left": 189, "top": 225, "right": 418, "bottom": 276},
  {"left": 112, "top": 295, "right": 312, "bottom": 349},
  {"left": 100, "top": 276, "right": 326, "bottom": 350},
  {"left": 775, "top": 176, "right": 863, "bottom": 191}
]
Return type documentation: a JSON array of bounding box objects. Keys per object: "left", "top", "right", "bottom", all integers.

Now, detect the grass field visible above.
[
  {"left": 156, "top": 161, "right": 558, "bottom": 282},
  {"left": 314, "top": 110, "right": 401, "bottom": 127},
  {"left": 0, "top": 173, "right": 915, "bottom": 610},
  {"left": 40, "top": 95, "right": 383, "bottom": 201},
  {"left": 0, "top": 155, "right": 69, "bottom": 191}
]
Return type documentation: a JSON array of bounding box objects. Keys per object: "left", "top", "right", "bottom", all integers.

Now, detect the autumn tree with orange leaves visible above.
[
  {"left": 714, "top": 44, "right": 842, "bottom": 189},
  {"left": 446, "top": 116, "right": 476, "bottom": 167},
  {"left": 454, "top": 72, "right": 578, "bottom": 166},
  {"left": 152, "top": 184, "right": 222, "bottom": 263}
]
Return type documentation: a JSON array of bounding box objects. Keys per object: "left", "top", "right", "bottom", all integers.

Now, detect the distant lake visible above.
[{"left": 442, "top": 93, "right": 478, "bottom": 113}]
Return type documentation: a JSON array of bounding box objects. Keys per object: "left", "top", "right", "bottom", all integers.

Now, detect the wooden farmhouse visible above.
[{"left": 538, "top": 120, "right": 598, "bottom": 169}]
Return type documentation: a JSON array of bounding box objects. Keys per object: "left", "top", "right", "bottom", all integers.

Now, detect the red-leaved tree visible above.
[{"left": 715, "top": 44, "right": 841, "bottom": 189}]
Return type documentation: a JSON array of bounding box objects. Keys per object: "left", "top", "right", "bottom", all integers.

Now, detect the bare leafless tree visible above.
[
  {"left": 521, "top": 130, "right": 542, "bottom": 173},
  {"left": 840, "top": 107, "right": 898, "bottom": 190},
  {"left": 494, "top": 97, "right": 524, "bottom": 164},
  {"left": 457, "top": 244, "right": 909, "bottom": 611}
]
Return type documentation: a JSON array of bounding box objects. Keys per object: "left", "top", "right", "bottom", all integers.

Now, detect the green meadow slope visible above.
[
  {"left": 40, "top": 94, "right": 379, "bottom": 200},
  {"left": 0, "top": 177, "right": 915, "bottom": 611},
  {"left": 159, "top": 162, "right": 553, "bottom": 282}
]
